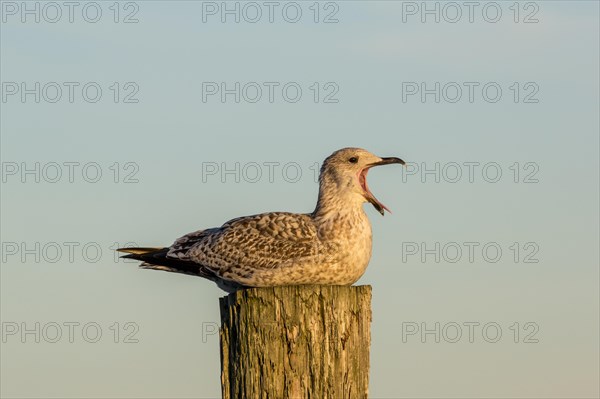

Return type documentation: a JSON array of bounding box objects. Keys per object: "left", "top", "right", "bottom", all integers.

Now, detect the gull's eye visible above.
[{"left": 348, "top": 157, "right": 359, "bottom": 164}]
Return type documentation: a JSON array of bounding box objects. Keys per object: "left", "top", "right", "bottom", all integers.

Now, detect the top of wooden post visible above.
[{"left": 219, "top": 285, "right": 373, "bottom": 399}]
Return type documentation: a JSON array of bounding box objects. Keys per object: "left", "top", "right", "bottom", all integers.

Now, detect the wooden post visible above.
[{"left": 219, "top": 285, "right": 372, "bottom": 399}]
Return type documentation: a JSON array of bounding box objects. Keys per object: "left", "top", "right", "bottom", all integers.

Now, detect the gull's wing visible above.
[{"left": 166, "top": 212, "right": 338, "bottom": 278}]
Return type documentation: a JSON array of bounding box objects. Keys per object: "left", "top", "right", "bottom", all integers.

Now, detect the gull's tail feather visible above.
[{"left": 117, "top": 247, "right": 204, "bottom": 277}]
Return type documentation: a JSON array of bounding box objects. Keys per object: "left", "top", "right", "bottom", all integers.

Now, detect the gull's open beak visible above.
[
  {"left": 369, "top": 157, "right": 406, "bottom": 167},
  {"left": 360, "top": 156, "right": 405, "bottom": 216}
]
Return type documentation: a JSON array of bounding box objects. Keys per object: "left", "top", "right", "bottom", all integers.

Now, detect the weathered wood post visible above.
[{"left": 219, "top": 285, "right": 372, "bottom": 399}]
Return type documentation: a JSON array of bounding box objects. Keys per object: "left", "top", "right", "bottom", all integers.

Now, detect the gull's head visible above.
[{"left": 319, "top": 147, "right": 405, "bottom": 216}]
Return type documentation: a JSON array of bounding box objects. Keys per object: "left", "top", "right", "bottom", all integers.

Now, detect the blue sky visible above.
[{"left": 1, "top": 1, "right": 599, "bottom": 398}]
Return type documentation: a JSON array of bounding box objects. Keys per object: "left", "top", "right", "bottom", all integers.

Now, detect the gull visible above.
[{"left": 117, "top": 148, "right": 405, "bottom": 292}]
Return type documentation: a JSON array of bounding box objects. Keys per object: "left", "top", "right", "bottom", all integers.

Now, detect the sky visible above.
[{"left": 1, "top": 1, "right": 599, "bottom": 398}]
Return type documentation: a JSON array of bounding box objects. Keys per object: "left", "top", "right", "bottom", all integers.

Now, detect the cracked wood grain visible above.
[{"left": 220, "top": 285, "right": 372, "bottom": 399}]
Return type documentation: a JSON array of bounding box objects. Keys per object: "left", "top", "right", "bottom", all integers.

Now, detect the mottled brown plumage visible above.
[{"left": 118, "top": 148, "right": 404, "bottom": 292}]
